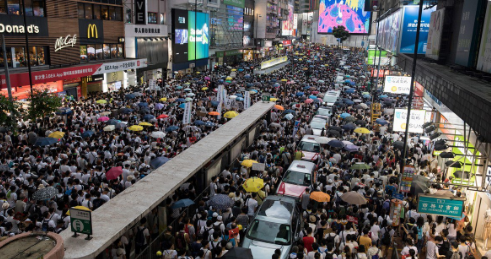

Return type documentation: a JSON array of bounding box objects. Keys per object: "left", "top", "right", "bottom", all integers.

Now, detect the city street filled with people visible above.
[{"left": 0, "top": 44, "right": 484, "bottom": 259}]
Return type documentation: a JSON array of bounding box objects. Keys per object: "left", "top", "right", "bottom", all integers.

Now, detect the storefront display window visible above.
[
  {"left": 115, "top": 7, "right": 122, "bottom": 21},
  {"left": 32, "top": 0, "right": 44, "bottom": 16},
  {"left": 87, "top": 45, "right": 96, "bottom": 61},
  {"left": 103, "top": 44, "right": 110, "bottom": 59},
  {"left": 0, "top": 47, "right": 12, "bottom": 67},
  {"left": 117, "top": 44, "right": 123, "bottom": 58},
  {"left": 36, "top": 47, "right": 45, "bottom": 65},
  {"left": 0, "top": 46, "right": 46, "bottom": 67},
  {"left": 93, "top": 4, "right": 101, "bottom": 19},
  {"left": 12, "top": 47, "right": 25, "bottom": 67},
  {"left": 110, "top": 44, "right": 117, "bottom": 59},
  {"left": 148, "top": 12, "right": 157, "bottom": 24},
  {"left": 80, "top": 46, "right": 88, "bottom": 62},
  {"left": 96, "top": 45, "right": 103, "bottom": 60},
  {"left": 7, "top": 0, "right": 20, "bottom": 15}
]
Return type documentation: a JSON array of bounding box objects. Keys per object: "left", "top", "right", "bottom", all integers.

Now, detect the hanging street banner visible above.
[
  {"left": 417, "top": 195, "right": 465, "bottom": 218},
  {"left": 383, "top": 76, "right": 411, "bottom": 94},
  {"left": 393, "top": 109, "right": 426, "bottom": 133},
  {"left": 244, "top": 91, "right": 251, "bottom": 109},
  {"left": 217, "top": 101, "right": 222, "bottom": 120},
  {"left": 183, "top": 102, "right": 192, "bottom": 124},
  {"left": 217, "top": 85, "right": 224, "bottom": 103}
]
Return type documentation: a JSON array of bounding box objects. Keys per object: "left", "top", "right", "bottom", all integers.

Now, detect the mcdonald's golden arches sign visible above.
[{"left": 78, "top": 19, "right": 103, "bottom": 44}]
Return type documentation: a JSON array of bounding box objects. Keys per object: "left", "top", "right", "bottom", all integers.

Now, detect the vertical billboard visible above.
[
  {"left": 377, "top": 9, "right": 401, "bottom": 53},
  {"left": 425, "top": 8, "right": 445, "bottom": 60},
  {"left": 172, "top": 9, "right": 189, "bottom": 63},
  {"left": 455, "top": 0, "right": 483, "bottom": 67},
  {"left": 399, "top": 6, "right": 435, "bottom": 54},
  {"left": 477, "top": 2, "right": 491, "bottom": 73},
  {"left": 317, "top": 0, "right": 371, "bottom": 34},
  {"left": 282, "top": 4, "right": 294, "bottom": 36},
  {"left": 188, "top": 11, "right": 209, "bottom": 61}
]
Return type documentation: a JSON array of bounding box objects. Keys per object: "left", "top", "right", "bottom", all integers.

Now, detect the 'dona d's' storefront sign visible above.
[{"left": 0, "top": 15, "right": 48, "bottom": 36}]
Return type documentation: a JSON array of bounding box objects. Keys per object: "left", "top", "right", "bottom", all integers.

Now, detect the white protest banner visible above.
[
  {"left": 217, "top": 101, "right": 222, "bottom": 120},
  {"left": 244, "top": 91, "right": 251, "bottom": 109},
  {"left": 393, "top": 109, "right": 426, "bottom": 133},
  {"left": 383, "top": 76, "right": 411, "bottom": 94},
  {"left": 217, "top": 85, "right": 224, "bottom": 103},
  {"left": 183, "top": 102, "right": 192, "bottom": 125}
]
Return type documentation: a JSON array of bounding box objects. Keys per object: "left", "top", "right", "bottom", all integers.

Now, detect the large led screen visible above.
[
  {"left": 172, "top": 9, "right": 189, "bottom": 63},
  {"left": 377, "top": 9, "right": 401, "bottom": 53},
  {"left": 318, "top": 0, "right": 371, "bottom": 34},
  {"left": 188, "top": 11, "right": 209, "bottom": 61},
  {"left": 227, "top": 6, "right": 243, "bottom": 31},
  {"left": 399, "top": 6, "right": 435, "bottom": 54}
]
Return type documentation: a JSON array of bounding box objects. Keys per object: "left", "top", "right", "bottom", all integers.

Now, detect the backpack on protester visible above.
[
  {"left": 450, "top": 250, "right": 461, "bottom": 259},
  {"left": 163, "top": 250, "right": 174, "bottom": 259},
  {"left": 135, "top": 227, "right": 147, "bottom": 247},
  {"left": 381, "top": 228, "right": 391, "bottom": 246},
  {"left": 371, "top": 249, "right": 381, "bottom": 259},
  {"left": 325, "top": 252, "right": 334, "bottom": 259},
  {"left": 202, "top": 227, "right": 212, "bottom": 241},
  {"left": 175, "top": 232, "right": 186, "bottom": 252}
]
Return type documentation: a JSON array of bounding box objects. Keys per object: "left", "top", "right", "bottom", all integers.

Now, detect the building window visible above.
[
  {"left": 148, "top": 12, "right": 157, "bottom": 24},
  {"left": 87, "top": 45, "right": 96, "bottom": 61},
  {"left": 36, "top": 47, "right": 45, "bottom": 65},
  {"left": 160, "top": 13, "right": 164, "bottom": 24},
  {"left": 32, "top": 0, "right": 44, "bottom": 16},
  {"left": 103, "top": 44, "right": 110, "bottom": 59},
  {"left": 7, "top": 0, "right": 20, "bottom": 15},
  {"left": 101, "top": 5, "right": 108, "bottom": 20},
  {"left": 115, "top": 7, "right": 122, "bottom": 21},
  {"left": 110, "top": 44, "right": 117, "bottom": 59},
  {"left": 12, "top": 47, "right": 25, "bottom": 67},
  {"left": 96, "top": 44, "right": 103, "bottom": 60},
  {"left": 0, "top": 0, "right": 6, "bottom": 14},
  {"left": 93, "top": 4, "right": 101, "bottom": 19},
  {"left": 117, "top": 44, "right": 123, "bottom": 58},
  {"left": 80, "top": 46, "right": 87, "bottom": 62},
  {"left": 109, "top": 6, "right": 116, "bottom": 20},
  {"left": 78, "top": 3, "right": 84, "bottom": 18},
  {"left": 84, "top": 3, "right": 93, "bottom": 19}
]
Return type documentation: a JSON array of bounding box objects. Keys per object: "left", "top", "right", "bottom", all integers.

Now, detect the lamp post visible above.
[
  {"left": 21, "top": 0, "right": 33, "bottom": 95},
  {"left": 400, "top": 0, "right": 424, "bottom": 189},
  {"left": 255, "top": 13, "right": 261, "bottom": 62}
]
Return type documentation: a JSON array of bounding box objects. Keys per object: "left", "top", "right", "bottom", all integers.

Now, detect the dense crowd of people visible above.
[{"left": 0, "top": 44, "right": 485, "bottom": 259}]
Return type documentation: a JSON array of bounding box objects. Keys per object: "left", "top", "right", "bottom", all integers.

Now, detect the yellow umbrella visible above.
[
  {"left": 196, "top": 71, "right": 201, "bottom": 74},
  {"left": 270, "top": 98, "right": 278, "bottom": 102},
  {"left": 226, "top": 77, "right": 233, "bottom": 80},
  {"left": 96, "top": 99, "right": 107, "bottom": 104},
  {"left": 281, "top": 79, "right": 288, "bottom": 82},
  {"left": 241, "top": 159, "right": 259, "bottom": 168},
  {"left": 243, "top": 177, "right": 264, "bottom": 193},
  {"left": 139, "top": 122, "right": 153, "bottom": 126},
  {"left": 202, "top": 87, "right": 209, "bottom": 91},
  {"left": 66, "top": 206, "right": 92, "bottom": 216},
  {"left": 224, "top": 111, "right": 239, "bottom": 119},
  {"left": 231, "top": 69, "right": 237, "bottom": 72},
  {"left": 325, "top": 64, "right": 329, "bottom": 67},
  {"left": 48, "top": 131, "right": 65, "bottom": 139},
  {"left": 299, "top": 58, "right": 303, "bottom": 61},
  {"left": 354, "top": 127, "right": 371, "bottom": 134},
  {"left": 160, "top": 97, "right": 168, "bottom": 102},
  {"left": 128, "top": 125, "right": 144, "bottom": 131}
]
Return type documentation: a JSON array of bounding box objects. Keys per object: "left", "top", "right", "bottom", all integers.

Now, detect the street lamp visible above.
[{"left": 255, "top": 13, "right": 262, "bottom": 62}]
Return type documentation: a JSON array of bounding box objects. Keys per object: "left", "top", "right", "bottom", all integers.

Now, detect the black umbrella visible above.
[
  {"left": 328, "top": 130, "right": 341, "bottom": 137},
  {"left": 221, "top": 247, "right": 254, "bottom": 259},
  {"left": 355, "top": 120, "right": 367, "bottom": 126},
  {"left": 32, "top": 187, "right": 58, "bottom": 201},
  {"left": 342, "top": 122, "right": 357, "bottom": 130},
  {"left": 392, "top": 141, "right": 405, "bottom": 150},
  {"left": 439, "top": 152, "right": 454, "bottom": 158},
  {"left": 445, "top": 161, "right": 462, "bottom": 168},
  {"left": 328, "top": 126, "right": 342, "bottom": 132}
]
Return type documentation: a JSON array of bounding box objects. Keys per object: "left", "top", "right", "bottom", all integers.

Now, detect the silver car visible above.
[{"left": 241, "top": 196, "right": 302, "bottom": 259}]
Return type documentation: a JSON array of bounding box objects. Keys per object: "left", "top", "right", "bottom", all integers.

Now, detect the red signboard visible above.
[
  {"left": 282, "top": 40, "right": 292, "bottom": 46},
  {"left": 371, "top": 69, "right": 390, "bottom": 77}
]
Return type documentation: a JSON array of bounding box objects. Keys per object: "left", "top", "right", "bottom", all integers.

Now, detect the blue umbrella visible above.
[
  {"left": 309, "top": 95, "right": 317, "bottom": 99},
  {"left": 342, "top": 122, "right": 357, "bottom": 130},
  {"left": 340, "top": 113, "right": 351, "bottom": 119},
  {"left": 375, "top": 118, "right": 388, "bottom": 125},
  {"left": 171, "top": 198, "right": 195, "bottom": 209},
  {"left": 179, "top": 103, "right": 186, "bottom": 109},
  {"left": 274, "top": 83, "right": 280, "bottom": 87},
  {"left": 56, "top": 108, "right": 72, "bottom": 115},
  {"left": 304, "top": 85, "right": 311, "bottom": 90},
  {"left": 165, "top": 126, "right": 179, "bottom": 132},
  {"left": 236, "top": 93, "right": 243, "bottom": 97},
  {"left": 211, "top": 101, "right": 219, "bottom": 107},
  {"left": 296, "top": 92, "right": 304, "bottom": 96},
  {"left": 138, "top": 102, "right": 148, "bottom": 107},
  {"left": 176, "top": 98, "right": 186, "bottom": 102},
  {"left": 107, "top": 119, "right": 121, "bottom": 125},
  {"left": 284, "top": 109, "right": 295, "bottom": 114},
  {"left": 271, "top": 79, "right": 277, "bottom": 82},
  {"left": 246, "top": 83, "right": 254, "bottom": 87},
  {"left": 346, "top": 88, "right": 355, "bottom": 94},
  {"left": 143, "top": 114, "right": 155, "bottom": 120},
  {"left": 314, "top": 98, "right": 321, "bottom": 103},
  {"left": 150, "top": 156, "right": 170, "bottom": 169},
  {"left": 236, "top": 97, "right": 244, "bottom": 101},
  {"left": 34, "top": 137, "right": 59, "bottom": 147},
  {"left": 362, "top": 94, "right": 371, "bottom": 99},
  {"left": 205, "top": 121, "right": 215, "bottom": 127},
  {"left": 244, "top": 74, "right": 251, "bottom": 78},
  {"left": 344, "top": 100, "right": 355, "bottom": 105},
  {"left": 120, "top": 108, "right": 133, "bottom": 114},
  {"left": 250, "top": 89, "right": 258, "bottom": 93},
  {"left": 379, "top": 94, "right": 388, "bottom": 99},
  {"left": 327, "top": 139, "right": 345, "bottom": 148},
  {"left": 345, "top": 80, "right": 352, "bottom": 83},
  {"left": 344, "top": 144, "right": 359, "bottom": 152},
  {"left": 209, "top": 194, "right": 234, "bottom": 210},
  {"left": 350, "top": 81, "right": 356, "bottom": 86},
  {"left": 125, "top": 94, "right": 135, "bottom": 100},
  {"left": 238, "top": 68, "right": 244, "bottom": 72},
  {"left": 195, "top": 120, "right": 205, "bottom": 126},
  {"left": 81, "top": 130, "right": 95, "bottom": 138},
  {"left": 218, "top": 79, "right": 224, "bottom": 83}
]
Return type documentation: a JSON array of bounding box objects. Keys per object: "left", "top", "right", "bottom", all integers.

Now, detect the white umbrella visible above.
[
  {"left": 284, "top": 113, "right": 294, "bottom": 120},
  {"left": 187, "top": 93, "right": 195, "bottom": 97},
  {"left": 359, "top": 103, "right": 368, "bottom": 109},
  {"left": 133, "top": 92, "right": 143, "bottom": 97},
  {"left": 151, "top": 131, "right": 166, "bottom": 139},
  {"left": 317, "top": 137, "right": 334, "bottom": 144},
  {"left": 353, "top": 99, "right": 362, "bottom": 103},
  {"left": 229, "top": 95, "right": 237, "bottom": 99},
  {"left": 103, "top": 125, "right": 115, "bottom": 131}
]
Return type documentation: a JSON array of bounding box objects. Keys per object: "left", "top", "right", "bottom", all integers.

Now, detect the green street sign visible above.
[
  {"left": 262, "top": 95, "right": 270, "bottom": 102},
  {"left": 224, "top": 0, "right": 245, "bottom": 8},
  {"left": 70, "top": 208, "right": 93, "bottom": 235},
  {"left": 417, "top": 195, "right": 465, "bottom": 218}
]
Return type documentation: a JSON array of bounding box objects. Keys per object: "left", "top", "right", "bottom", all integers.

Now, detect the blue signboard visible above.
[
  {"left": 417, "top": 195, "right": 464, "bottom": 217},
  {"left": 399, "top": 6, "right": 436, "bottom": 54}
]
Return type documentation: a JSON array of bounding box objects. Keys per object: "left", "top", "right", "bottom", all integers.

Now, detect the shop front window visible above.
[
  {"left": 103, "top": 44, "right": 110, "bottom": 59},
  {"left": 96, "top": 44, "right": 103, "bottom": 60},
  {"left": 7, "top": 0, "right": 20, "bottom": 15},
  {"left": 36, "top": 47, "right": 45, "bottom": 65},
  {"left": 12, "top": 47, "right": 25, "bottom": 68},
  {"left": 24, "top": 0, "right": 32, "bottom": 16},
  {"left": 28, "top": 46, "right": 36, "bottom": 66},
  {"left": 80, "top": 45, "right": 88, "bottom": 62},
  {"left": 84, "top": 3, "right": 92, "bottom": 19},
  {"left": 117, "top": 44, "right": 123, "bottom": 58},
  {"left": 93, "top": 4, "right": 101, "bottom": 20},
  {"left": 110, "top": 44, "right": 117, "bottom": 59},
  {"left": 101, "top": 5, "right": 108, "bottom": 20},
  {"left": 87, "top": 44, "right": 96, "bottom": 61}
]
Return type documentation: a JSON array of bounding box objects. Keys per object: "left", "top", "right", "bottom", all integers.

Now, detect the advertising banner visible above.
[
  {"left": 0, "top": 15, "right": 48, "bottom": 37},
  {"left": 367, "top": 49, "right": 388, "bottom": 65},
  {"left": 134, "top": 0, "right": 146, "bottom": 24},
  {"left": 377, "top": 9, "right": 402, "bottom": 53},
  {"left": 188, "top": 11, "right": 210, "bottom": 61},
  {"left": 393, "top": 109, "right": 426, "bottom": 133},
  {"left": 93, "top": 59, "right": 147, "bottom": 75},
  {"left": 260, "top": 56, "right": 288, "bottom": 70},
  {"left": 455, "top": 0, "right": 482, "bottom": 67},
  {"left": 217, "top": 84, "right": 224, "bottom": 103},
  {"left": 183, "top": 102, "right": 192, "bottom": 124},
  {"left": 425, "top": 8, "right": 445, "bottom": 60},
  {"left": 79, "top": 19, "right": 104, "bottom": 44},
  {"left": 399, "top": 6, "right": 435, "bottom": 54},
  {"left": 400, "top": 165, "right": 416, "bottom": 193},
  {"left": 318, "top": 0, "right": 371, "bottom": 34},
  {"left": 383, "top": 76, "right": 411, "bottom": 94},
  {"left": 477, "top": 2, "right": 491, "bottom": 73},
  {"left": 224, "top": 0, "right": 245, "bottom": 8},
  {"left": 244, "top": 91, "right": 251, "bottom": 109},
  {"left": 172, "top": 9, "right": 189, "bottom": 63}
]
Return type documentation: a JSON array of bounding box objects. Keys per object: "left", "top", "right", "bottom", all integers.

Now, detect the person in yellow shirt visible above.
[
  {"left": 294, "top": 150, "right": 305, "bottom": 160},
  {"left": 358, "top": 228, "right": 372, "bottom": 249}
]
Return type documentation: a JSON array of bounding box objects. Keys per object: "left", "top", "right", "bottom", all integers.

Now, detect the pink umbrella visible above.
[
  {"left": 97, "top": 116, "right": 110, "bottom": 122},
  {"left": 204, "top": 76, "right": 211, "bottom": 81},
  {"left": 311, "top": 91, "right": 319, "bottom": 94},
  {"left": 305, "top": 99, "right": 314, "bottom": 104},
  {"left": 106, "top": 166, "right": 123, "bottom": 180}
]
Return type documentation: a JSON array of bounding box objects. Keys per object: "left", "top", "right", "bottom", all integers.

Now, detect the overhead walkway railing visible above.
[{"left": 60, "top": 102, "right": 275, "bottom": 259}]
